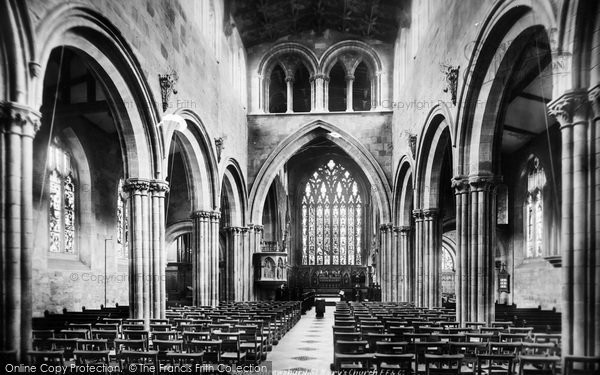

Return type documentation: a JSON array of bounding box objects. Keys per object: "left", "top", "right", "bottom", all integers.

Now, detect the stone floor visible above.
[{"left": 269, "top": 306, "right": 334, "bottom": 374}]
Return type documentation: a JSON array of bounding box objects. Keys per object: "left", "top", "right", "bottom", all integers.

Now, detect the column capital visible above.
[
  {"left": 0, "top": 101, "right": 41, "bottom": 137},
  {"left": 379, "top": 223, "right": 393, "bottom": 232},
  {"left": 191, "top": 210, "right": 212, "bottom": 219},
  {"left": 548, "top": 89, "right": 589, "bottom": 127},
  {"left": 285, "top": 76, "right": 295, "bottom": 83},
  {"left": 239, "top": 227, "right": 250, "bottom": 233},
  {"left": 396, "top": 225, "right": 412, "bottom": 233},
  {"left": 451, "top": 176, "right": 470, "bottom": 194},
  {"left": 122, "top": 178, "right": 151, "bottom": 194},
  {"left": 223, "top": 226, "right": 244, "bottom": 233},
  {"left": 248, "top": 224, "right": 264, "bottom": 232},
  {"left": 588, "top": 84, "right": 600, "bottom": 118},
  {"left": 210, "top": 210, "right": 221, "bottom": 220},
  {"left": 345, "top": 74, "right": 355, "bottom": 82},
  {"left": 422, "top": 208, "right": 438, "bottom": 218},
  {"left": 149, "top": 180, "right": 170, "bottom": 194},
  {"left": 310, "top": 73, "right": 328, "bottom": 82},
  {"left": 468, "top": 175, "right": 500, "bottom": 191}
]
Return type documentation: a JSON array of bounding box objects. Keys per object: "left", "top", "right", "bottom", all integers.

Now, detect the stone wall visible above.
[{"left": 27, "top": 0, "right": 248, "bottom": 314}]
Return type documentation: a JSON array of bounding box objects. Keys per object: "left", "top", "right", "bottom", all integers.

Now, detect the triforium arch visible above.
[
  {"left": 219, "top": 159, "right": 249, "bottom": 301},
  {"left": 320, "top": 40, "right": 384, "bottom": 110},
  {"left": 249, "top": 120, "right": 392, "bottom": 225},
  {"left": 390, "top": 156, "right": 415, "bottom": 303},
  {"left": 257, "top": 42, "right": 319, "bottom": 113},
  {"left": 413, "top": 106, "right": 455, "bottom": 309}
]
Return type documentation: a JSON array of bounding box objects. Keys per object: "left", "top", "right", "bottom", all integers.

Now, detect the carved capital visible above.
[
  {"left": 149, "top": 180, "right": 170, "bottom": 194},
  {"left": 239, "top": 227, "right": 250, "bottom": 233},
  {"left": 451, "top": 176, "right": 470, "bottom": 194},
  {"left": 548, "top": 89, "right": 589, "bottom": 127},
  {"left": 412, "top": 209, "right": 424, "bottom": 220},
  {"left": 468, "top": 175, "right": 499, "bottom": 192},
  {"left": 224, "top": 226, "right": 243, "bottom": 234},
  {"left": 191, "top": 210, "right": 212, "bottom": 219},
  {"left": 0, "top": 101, "right": 41, "bottom": 137},
  {"left": 397, "top": 225, "right": 412, "bottom": 233},
  {"left": 210, "top": 210, "right": 221, "bottom": 220},
  {"left": 345, "top": 74, "right": 355, "bottom": 82},
  {"left": 423, "top": 208, "right": 438, "bottom": 219},
  {"left": 379, "top": 223, "right": 393, "bottom": 232},
  {"left": 588, "top": 84, "right": 600, "bottom": 118},
  {"left": 122, "top": 178, "right": 151, "bottom": 194}
]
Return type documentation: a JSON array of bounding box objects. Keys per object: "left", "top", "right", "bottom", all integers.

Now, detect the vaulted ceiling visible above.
[{"left": 230, "top": 0, "right": 409, "bottom": 47}]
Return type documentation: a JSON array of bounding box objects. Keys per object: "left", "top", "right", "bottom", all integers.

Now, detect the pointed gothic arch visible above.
[{"left": 249, "top": 120, "right": 392, "bottom": 224}]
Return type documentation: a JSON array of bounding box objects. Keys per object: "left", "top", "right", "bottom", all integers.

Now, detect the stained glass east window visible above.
[{"left": 301, "top": 160, "right": 363, "bottom": 265}]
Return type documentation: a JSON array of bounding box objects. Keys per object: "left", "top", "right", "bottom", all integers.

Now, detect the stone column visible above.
[
  {"left": 452, "top": 177, "right": 470, "bottom": 325},
  {"left": 191, "top": 210, "right": 209, "bottom": 306},
  {"left": 123, "top": 179, "right": 150, "bottom": 324},
  {"left": 323, "top": 76, "right": 330, "bottom": 112},
  {"left": 263, "top": 77, "right": 270, "bottom": 113},
  {"left": 391, "top": 227, "right": 400, "bottom": 302},
  {"left": 248, "top": 224, "right": 264, "bottom": 300},
  {"left": 210, "top": 211, "right": 220, "bottom": 306},
  {"left": 240, "top": 227, "right": 250, "bottom": 300},
  {"left": 0, "top": 102, "right": 40, "bottom": 361},
  {"left": 412, "top": 209, "right": 424, "bottom": 306},
  {"left": 149, "top": 180, "right": 168, "bottom": 319},
  {"left": 423, "top": 209, "right": 440, "bottom": 308},
  {"left": 398, "top": 226, "right": 412, "bottom": 302},
  {"left": 312, "top": 74, "right": 326, "bottom": 112},
  {"left": 285, "top": 77, "right": 294, "bottom": 113},
  {"left": 346, "top": 74, "right": 354, "bottom": 112},
  {"left": 549, "top": 89, "right": 597, "bottom": 356},
  {"left": 470, "top": 176, "right": 496, "bottom": 324}
]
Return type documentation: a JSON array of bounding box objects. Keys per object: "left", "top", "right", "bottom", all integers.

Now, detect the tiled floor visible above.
[{"left": 269, "top": 306, "right": 334, "bottom": 373}]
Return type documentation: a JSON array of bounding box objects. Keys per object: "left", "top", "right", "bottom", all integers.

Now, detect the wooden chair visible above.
[
  {"left": 27, "top": 350, "right": 65, "bottom": 366},
  {"left": 238, "top": 325, "right": 263, "bottom": 364},
  {"left": 151, "top": 330, "right": 178, "bottom": 341},
  {"left": 118, "top": 350, "right": 159, "bottom": 374},
  {"left": 425, "top": 354, "right": 464, "bottom": 375},
  {"left": 90, "top": 330, "right": 118, "bottom": 350},
  {"left": 499, "top": 333, "right": 528, "bottom": 343},
  {"left": 114, "top": 338, "right": 147, "bottom": 353},
  {"left": 518, "top": 355, "right": 560, "bottom": 375},
  {"left": 374, "top": 353, "right": 414, "bottom": 375},
  {"left": 123, "top": 330, "right": 150, "bottom": 348},
  {"left": 75, "top": 339, "right": 108, "bottom": 351},
  {"left": 375, "top": 341, "right": 409, "bottom": 354},
  {"left": 188, "top": 339, "right": 221, "bottom": 363},
  {"left": 153, "top": 339, "right": 184, "bottom": 353},
  {"left": 475, "top": 354, "right": 515, "bottom": 375},
  {"left": 563, "top": 355, "right": 600, "bottom": 375},
  {"left": 215, "top": 332, "right": 246, "bottom": 364},
  {"left": 448, "top": 342, "right": 487, "bottom": 375},
  {"left": 165, "top": 351, "right": 204, "bottom": 365},
  {"left": 73, "top": 350, "right": 111, "bottom": 370}
]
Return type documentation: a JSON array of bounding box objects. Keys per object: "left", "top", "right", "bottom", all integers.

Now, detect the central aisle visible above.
[{"left": 269, "top": 306, "right": 334, "bottom": 373}]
